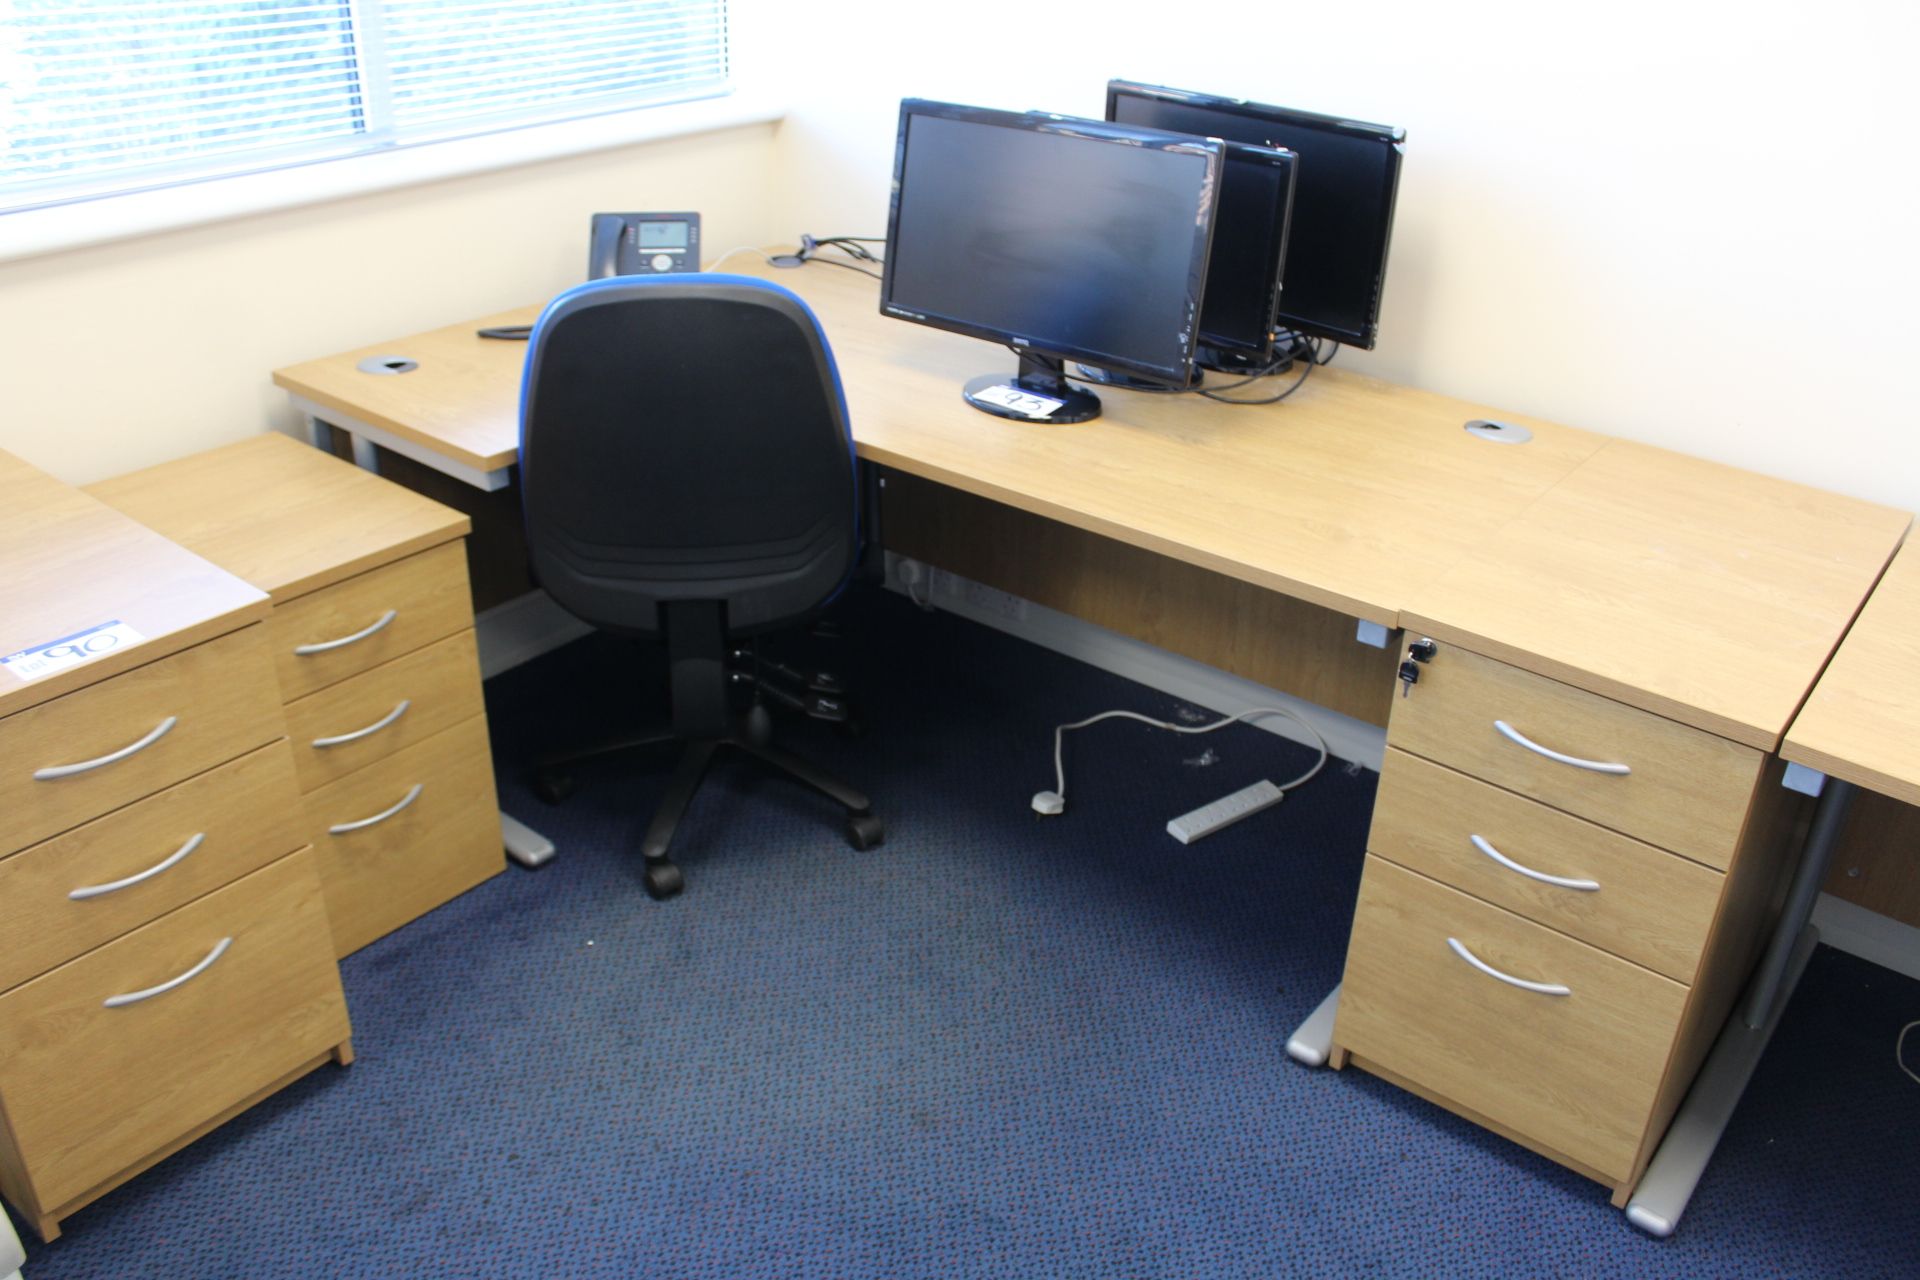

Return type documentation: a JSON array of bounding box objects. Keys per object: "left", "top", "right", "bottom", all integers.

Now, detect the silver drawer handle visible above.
[
  {"left": 103, "top": 936, "right": 232, "bottom": 1008},
  {"left": 1446, "top": 937, "right": 1571, "bottom": 997},
  {"left": 311, "top": 698, "right": 411, "bottom": 748},
  {"left": 329, "top": 783, "right": 424, "bottom": 834},
  {"left": 1492, "top": 720, "right": 1631, "bottom": 775},
  {"left": 1469, "top": 833, "right": 1600, "bottom": 892},
  {"left": 294, "top": 608, "right": 398, "bottom": 655},
  {"left": 34, "top": 715, "right": 179, "bottom": 780},
  {"left": 69, "top": 832, "right": 206, "bottom": 900}
]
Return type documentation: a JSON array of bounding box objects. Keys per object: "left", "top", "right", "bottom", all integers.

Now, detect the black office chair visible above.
[{"left": 519, "top": 274, "right": 882, "bottom": 900}]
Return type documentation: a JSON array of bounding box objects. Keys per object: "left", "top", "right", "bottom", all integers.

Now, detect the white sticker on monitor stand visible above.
[
  {"left": 1, "top": 620, "right": 146, "bottom": 682},
  {"left": 973, "top": 384, "right": 1066, "bottom": 419}
]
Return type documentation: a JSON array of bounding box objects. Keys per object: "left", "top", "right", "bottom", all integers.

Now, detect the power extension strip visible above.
[{"left": 1166, "top": 779, "right": 1284, "bottom": 844}]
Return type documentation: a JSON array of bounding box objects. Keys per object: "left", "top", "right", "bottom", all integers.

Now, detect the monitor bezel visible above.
[
  {"left": 1199, "top": 140, "right": 1298, "bottom": 366},
  {"left": 1105, "top": 79, "right": 1403, "bottom": 350},
  {"left": 881, "top": 99, "right": 1225, "bottom": 385}
]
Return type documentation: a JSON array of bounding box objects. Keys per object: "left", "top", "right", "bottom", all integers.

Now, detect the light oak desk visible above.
[
  {"left": 273, "top": 259, "right": 1911, "bottom": 1224},
  {"left": 1784, "top": 537, "right": 1920, "bottom": 810},
  {"left": 1623, "top": 534, "right": 1920, "bottom": 1235}
]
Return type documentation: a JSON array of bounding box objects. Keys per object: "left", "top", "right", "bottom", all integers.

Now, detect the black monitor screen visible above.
[
  {"left": 1109, "top": 83, "right": 1402, "bottom": 349},
  {"left": 882, "top": 102, "right": 1220, "bottom": 383},
  {"left": 1198, "top": 144, "right": 1295, "bottom": 362}
]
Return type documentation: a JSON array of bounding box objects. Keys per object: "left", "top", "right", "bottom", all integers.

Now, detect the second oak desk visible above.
[{"left": 271, "top": 259, "right": 1910, "bottom": 1215}]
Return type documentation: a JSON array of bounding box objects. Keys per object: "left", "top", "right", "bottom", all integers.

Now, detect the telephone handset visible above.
[{"left": 587, "top": 211, "right": 702, "bottom": 279}]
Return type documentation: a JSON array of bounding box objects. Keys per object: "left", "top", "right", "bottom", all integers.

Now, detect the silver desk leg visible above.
[
  {"left": 1287, "top": 983, "right": 1342, "bottom": 1066},
  {"left": 502, "top": 812, "right": 556, "bottom": 869},
  {"left": 1625, "top": 927, "right": 1817, "bottom": 1237},
  {"left": 1625, "top": 777, "right": 1855, "bottom": 1236},
  {"left": 349, "top": 432, "right": 381, "bottom": 474},
  {"left": 1743, "top": 778, "right": 1855, "bottom": 1028}
]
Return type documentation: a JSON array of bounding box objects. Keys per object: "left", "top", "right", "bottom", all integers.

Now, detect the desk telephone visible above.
[
  {"left": 478, "top": 212, "right": 703, "bottom": 340},
  {"left": 588, "top": 211, "right": 701, "bottom": 279}
]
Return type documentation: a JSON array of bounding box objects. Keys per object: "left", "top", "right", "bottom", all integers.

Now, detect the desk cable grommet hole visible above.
[
  {"left": 357, "top": 355, "right": 419, "bottom": 375},
  {"left": 1464, "top": 418, "right": 1532, "bottom": 444}
]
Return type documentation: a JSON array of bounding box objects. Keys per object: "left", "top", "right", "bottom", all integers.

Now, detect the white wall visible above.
[
  {"left": 7, "top": 5, "right": 1914, "bottom": 511},
  {"left": 0, "top": 122, "right": 780, "bottom": 485},
  {"left": 772, "top": 1, "right": 1920, "bottom": 513}
]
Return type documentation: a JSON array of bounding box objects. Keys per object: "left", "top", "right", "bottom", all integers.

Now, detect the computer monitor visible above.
[
  {"left": 1195, "top": 142, "right": 1297, "bottom": 371},
  {"left": 880, "top": 99, "right": 1224, "bottom": 424},
  {"left": 1107, "top": 80, "right": 1404, "bottom": 352},
  {"left": 1078, "top": 138, "right": 1297, "bottom": 387}
]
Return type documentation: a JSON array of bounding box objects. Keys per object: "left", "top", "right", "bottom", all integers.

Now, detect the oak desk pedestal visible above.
[
  {"left": 1331, "top": 441, "right": 1910, "bottom": 1208},
  {"left": 86, "top": 435, "right": 506, "bottom": 958},
  {"left": 0, "top": 451, "right": 351, "bottom": 1243}
]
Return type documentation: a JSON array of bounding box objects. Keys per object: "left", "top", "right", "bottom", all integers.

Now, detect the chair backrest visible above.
[{"left": 520, "top": 275, "right": 859, "bottom": 636}]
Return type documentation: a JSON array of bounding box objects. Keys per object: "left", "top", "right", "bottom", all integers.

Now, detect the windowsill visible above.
[{"left": 0, "top": 91, "right": 785, "bottom": 266}]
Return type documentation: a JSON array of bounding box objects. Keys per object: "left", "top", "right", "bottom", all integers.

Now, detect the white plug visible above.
[
  {"left": 894, "top": 557, "right": 934, "bottom": 611},
  {"left": 1031, "top": 790, "right": 1065, "bottom": 816}
]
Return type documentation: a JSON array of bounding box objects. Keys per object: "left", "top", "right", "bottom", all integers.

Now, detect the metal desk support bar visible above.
[
  {"left": 1624, "top": 775, "right": 1855, "bottom": 1237},
  {"left": 1285, "top": 983, "right": 1342, "bottom": 1066},
  {"left": 1743, "top": 777, "right": 1854, "bottom": 1029},
  {"left": 858, "top": 463, "right": 888, "bottom": 584}
]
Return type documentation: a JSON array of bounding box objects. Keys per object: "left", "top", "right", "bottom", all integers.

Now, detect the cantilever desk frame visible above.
[{"left": 273, "top": 256, "right": 1913, "bottom": 1231}]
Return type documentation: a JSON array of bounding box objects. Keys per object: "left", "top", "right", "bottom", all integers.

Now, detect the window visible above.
[{"left": 0, "top": 1, "right": 731, "bottom": 215}]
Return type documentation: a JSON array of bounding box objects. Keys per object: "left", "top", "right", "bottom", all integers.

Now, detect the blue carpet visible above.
[{"left": 14, "top": 586, "right": 1920, "bottom": 1278}]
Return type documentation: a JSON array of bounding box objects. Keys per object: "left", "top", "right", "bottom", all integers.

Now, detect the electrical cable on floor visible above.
[
  {"left": 1030, "top": 705, "right": 1329, "bottom": 817},
  {"left": 1899, "top": 1020, "right": 1919, "bottom": 1085}
]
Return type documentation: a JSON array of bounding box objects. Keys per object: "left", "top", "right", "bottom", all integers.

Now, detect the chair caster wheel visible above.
[
  {"left": 642, "top": 862, "right": 685, "bottom": 900},
  {"left": 846, "top": 812, "right": 885, "bottom": 851},
  {"left": 532, "top": 769, "right": 575, "bottom": 805}
]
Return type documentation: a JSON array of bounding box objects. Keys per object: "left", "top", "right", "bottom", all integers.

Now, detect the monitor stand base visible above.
[
  {"left": 1200, "top": 344, "right": 1292, "bottom": 377},
  {"left": 963, "top": 355, "right": 1100, "bottom": 424},
  {"left": 1073, "top": 363, "right": 1200, "bottom": 391}
]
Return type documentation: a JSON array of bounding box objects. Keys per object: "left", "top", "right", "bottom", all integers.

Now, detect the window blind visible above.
[{"left": 0, "top": 0, "right": 730, "bottom": 213}]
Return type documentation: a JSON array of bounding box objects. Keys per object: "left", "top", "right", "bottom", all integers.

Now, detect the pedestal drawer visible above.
[
  {"left": 269, "top": 542, "right": 473, "bottom": 701},
  {"left": 302, "top": 715, "right": 503, "bottom": 956},
  {"left": 1371, "top": 749, "right": 1725, "bottom": 982},
  {"left": 1, "top": 626, "right": 285, "bottom": 853},
  {"left": 0, "top": 848, "right": 350, "bottom": 1214},
  {"left": 282, "top": 628, "right": 484, "bottom": 793},
  {"left": 1387, "top": 642, "right": 1761, "bottom": 867},
  {"left": 1334, "top": 856, "right": 1688, "bottom": 1183},
  {"left": 0, "top": 741, "right": 306, "bottom": 990}
]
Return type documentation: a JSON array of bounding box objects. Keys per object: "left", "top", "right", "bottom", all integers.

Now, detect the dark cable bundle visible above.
[{"left": 774, "top": 233, "right": 885, "bottom": 280}]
